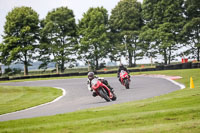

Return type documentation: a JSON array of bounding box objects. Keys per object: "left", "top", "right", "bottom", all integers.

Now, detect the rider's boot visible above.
[
  {"left": 128, "top": 75, "right": 131, "bottom": 81},
  {"left": 119, "top": 78, "right": 122, "bottom": 84},
  {"left": 107, "top": 84, "right": 114, "bottom": 92},
  {"left": 92, "top": 91, "right": 97, "bottom": 97}
]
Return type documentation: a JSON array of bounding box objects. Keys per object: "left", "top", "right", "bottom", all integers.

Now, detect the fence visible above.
[{"left": 0, "top": 62, "right": 199, "bottom": 81}]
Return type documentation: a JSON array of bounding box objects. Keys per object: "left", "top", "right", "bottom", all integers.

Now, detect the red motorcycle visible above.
[
  {"left": 91, "top": 78, "right": 117, "bottom": 102},
  {"left": 120, "top": 70, "right": 131, "bottom": 89}
]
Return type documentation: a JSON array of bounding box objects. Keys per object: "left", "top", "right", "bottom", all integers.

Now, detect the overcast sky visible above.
[{"left": 0, "top": 0, "right": 143, "bottom": 42}]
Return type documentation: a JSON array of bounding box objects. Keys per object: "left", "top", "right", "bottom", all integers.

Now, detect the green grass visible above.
[
  {"left": 0, "top": 86, "right": 62, "bottom": 115},
  {"left": 0, "top": 73, "right": 119, "bottom": 83},
  {"left": 0, "top": 75, "right": 87, "bottom": 83},
  {"left": 0, "top": 69, "right": 200, "bottom": 133}
]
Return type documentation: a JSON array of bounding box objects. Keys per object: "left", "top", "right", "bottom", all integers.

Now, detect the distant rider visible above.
[
  {"left": 87, "top": 72, "right": 114, "bottom": 97},
  {"left": 117, "top": 64, "right": 130, "bottom": 83}
]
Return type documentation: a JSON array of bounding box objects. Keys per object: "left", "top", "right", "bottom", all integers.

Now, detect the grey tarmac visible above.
[{"left": 0, "top": 75, "right": 182, "bottom": 121}]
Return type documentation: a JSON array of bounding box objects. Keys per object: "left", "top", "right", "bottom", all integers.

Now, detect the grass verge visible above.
[
  {"left": 0, "top": 86, "right": 62, "bottom": 115},
  {"left": 0, "top": 69, "right": 200, "bottom": 133}
]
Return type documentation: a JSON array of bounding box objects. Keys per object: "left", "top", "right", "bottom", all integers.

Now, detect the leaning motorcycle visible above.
[
  {"left": 119, "top": 70, "right": 131, "bottom": 89},
  {"left": 91, "top": 78, "right": 117, "bottom": 102}
]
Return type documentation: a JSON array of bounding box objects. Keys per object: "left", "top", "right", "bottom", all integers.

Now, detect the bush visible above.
[
  {"left": 4, "top": 68, "right": 12, "bottom": 75},
  {"left": 12, "top": 68, "right": 22, "bottom": 75},
  {"left": 4, "top": 68, "right": 22, "bottom": 76},
  {"left": 99, "top": 62, "right": 106, "bottom": 69}
]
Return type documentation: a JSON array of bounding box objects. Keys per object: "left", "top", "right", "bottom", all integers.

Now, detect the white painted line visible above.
[
  {"left": 52, "top": 87, "right": 66, "bottom": 102},
  {"left": 162, "top": 77, "right": 185, "bottom": 89},
  {"left": 0, "top": 87, "right": 66, "bottom": 117},
  {"left": 135, "top": 75, "right": 185, "bottom": 90}
]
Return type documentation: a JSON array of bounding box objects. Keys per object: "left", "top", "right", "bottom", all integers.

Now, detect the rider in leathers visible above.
[
  {"left": 117, "top": 64, "right": 130, "bottom": 83},
  {"left": 87, "top": 72, "right": 113, "bottom": 97}
]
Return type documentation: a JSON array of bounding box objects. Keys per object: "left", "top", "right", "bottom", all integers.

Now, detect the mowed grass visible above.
[
  {"left": 0, "top": 69, "right": 200, "bottom": 133},
  {"left": 0, "top": 86, "right": 62, "bottom": 115}
]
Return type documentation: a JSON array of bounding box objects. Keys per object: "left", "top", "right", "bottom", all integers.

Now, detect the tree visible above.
[
  {"left": 109, "top": 0, "right": 144, "bottom": 67},
  {"left": 78, "top": 7, "right": 109, "bottom": 70},
  {"left": 182, "top": 0, "right": 200, "bottom": 61},
  {"left": 139, "top": 26, "right": 158, "bottom": 65},
  {"left": 142, "top": 0, "right": 185, "bottom": 64},
  {"left": 0, "top": 6, "right": 40, "bottom": 75},
  {"left": 40, "top": 7, "right": 77, "bottom": 73}
]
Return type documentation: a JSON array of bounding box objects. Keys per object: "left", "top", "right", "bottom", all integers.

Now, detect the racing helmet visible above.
[
  {"left": 119, "top": 64, "right": 124, "bottom": 68},
  {"left": 88, "top": 72, "right": 94, "bottom": 80}
]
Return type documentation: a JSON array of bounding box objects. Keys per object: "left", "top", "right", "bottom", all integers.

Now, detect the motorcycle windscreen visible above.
[
  {"left": 91, "top": 78, "right": 100, "bottom": 89},
  {"left": 120, "top": 70, "right": 127, "bottom": 77}
]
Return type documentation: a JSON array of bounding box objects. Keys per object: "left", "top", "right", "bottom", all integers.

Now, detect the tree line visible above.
[{"left": 0, "top": 0, "right": 199, "bottom": 75}]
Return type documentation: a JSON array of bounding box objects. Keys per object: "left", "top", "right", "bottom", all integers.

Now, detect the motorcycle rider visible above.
[
  {"left": 117, "top": 64, "right": 130, "bottom": 83},
  {"left": 87, "top": 72, "right": 114, "bottom": 97}
]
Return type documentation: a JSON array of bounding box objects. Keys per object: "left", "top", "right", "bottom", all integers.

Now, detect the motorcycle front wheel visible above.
[
  {"left": 111, "top": 92, "right": 117, "bottom": 101},
  {"left": 98, "top": 88, "right": 110, "bottom": 102},
  {"left": 124, "top": 79, "right": 129, "bottom": 89}
]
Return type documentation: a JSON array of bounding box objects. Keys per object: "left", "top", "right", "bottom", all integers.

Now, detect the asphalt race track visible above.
[{"left": 0, "top": 76, "right": 182, "bottom": 121}]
